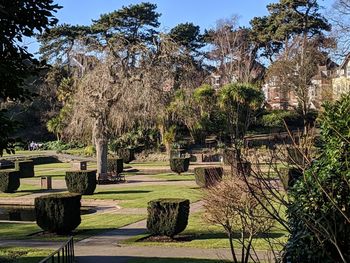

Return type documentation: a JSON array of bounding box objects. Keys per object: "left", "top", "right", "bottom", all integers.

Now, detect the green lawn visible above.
[
  {"left": 0, "top": 213, "right": 145, "bottom": 241},
  {"left": 2, "top": 150, "right": 50, "bottom": 156},
  {"left": 151, "top": 173, "right": 195, "bottom": 181},
  {"left": 124, "top": 212, "right": 288, "bottom": 251},
  {"left": 0, "top": 183, "right": 41, "bottom": 198},
  {"left": 0, "top": 247, "right": 52, "bottom": 263},
  {"left": 130, "top": 161, "right": 168, "bottom": 167},
  {"left": 83, "top": 185, "right": 201, "bottom": 208},
  {"left": 34, "top": 162, "right": 96, "bottom": 177}
]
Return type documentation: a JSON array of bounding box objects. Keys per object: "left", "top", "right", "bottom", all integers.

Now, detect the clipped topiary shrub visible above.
[
  {"left": 35, "top": 193, "right": 81, "bottom": 234},
  {"left": 287, "top": 147, "right": 308, "bottom": 166},
  {"left": 280, "top": 167, "right": 303, "bottom": 190},
  {"left": 0, "top": 170, "right": 20, "bottom": 193},
  {"left": 15, "top": 160, "right": 34, "bottom": 178},
  {"left": 65, "top": 170, "right": 97, "bottom": 195},
  {"left": 170, "top": 157, "right": 190, "bottom": 175},
  {"left": 116, "top": 148, "right": 135, "bottom": 164},
  {"left": 194, "top": 167, "right": 223, "bottom": 188},
  {"left": 147, "top": 198, "right": 190, "bottom": 237},
  {"left": 107, "top": 158, "right": 123, "bottom": 174}
]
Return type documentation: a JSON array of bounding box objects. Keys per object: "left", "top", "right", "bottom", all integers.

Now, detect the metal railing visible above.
[{"left": 39, "top": 236, "right": 75, "bottom": 263}]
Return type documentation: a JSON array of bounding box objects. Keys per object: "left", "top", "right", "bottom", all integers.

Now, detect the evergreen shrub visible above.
[
  {"left": 147, "top": 198, "right": 190, "bottom": 237},
  {"left": 107, "top": 158, "right": 123, "bottom": 174},
  {"left": 169, "top": 157, "right": 190, "bottom": 175},
  {"left": 35, "top": 193, "right": 81, "bottom": 234},
  {"left": 65, "top": 170, "right": 97, "bottom": 195},
  {"left": 15, "top": 160, "right": 34, "bottom": 178},
  {"left": 194, "top": 167, "right": 223, "bottom": 187},
  {"left": 0, "top": 170, "right": 20, "bottom": 193}
]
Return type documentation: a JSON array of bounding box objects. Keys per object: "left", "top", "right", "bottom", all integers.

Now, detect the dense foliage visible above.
[
  {"left": 116, "top": 148, "right": 135, "bottom": 164},
  {"left": 286, "top": 94, "right": 350, "bottom": 262},
  {"left": 35, "top": 193, "right": 81, "bottom": 234},
  {"left": 65, "top": 170, "right": 97, "bottom": 195},
  {"left": 0, "top": 170, "right": 20, "bottom": 193},
  {"left": 107, "top": 158, "right": 124, "bottom": 174},
  {"left": 194, "top": 167, "right": 223, "bottom": 188},
  {"left": 15, "top": 160, "right": 34, "bottom": 178},
  {"left": 147, "top": 198, "right": 190, "bottom": 237},
  {"left": 0, "top": 0, "right": 60, "bottom": 155},
  {"left": 169, "top": 157, "right": 190, "bottom": 175}
]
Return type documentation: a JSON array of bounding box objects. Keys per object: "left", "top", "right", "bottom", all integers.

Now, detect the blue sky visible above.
[{"left": 26, "top": 0, "right": 334, "bottom": 54}]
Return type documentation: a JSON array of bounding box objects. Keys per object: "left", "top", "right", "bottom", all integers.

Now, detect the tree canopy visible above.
[{"left": 0, "top": 0, "right": 60, "bottom": 154}]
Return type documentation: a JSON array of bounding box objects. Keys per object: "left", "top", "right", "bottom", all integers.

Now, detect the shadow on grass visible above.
[
  {"left": 94, "top": 190, "right": 152, "bottom": 195},
  {"left": 16, "top": 189, "right": 63, "bottom": 195},
  {"left": 192, "top": 231, "right": 285, "bottom": 240}
]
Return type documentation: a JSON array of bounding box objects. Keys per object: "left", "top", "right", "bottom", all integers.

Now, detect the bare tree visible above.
[
  {"left": 206, "top": 17, "right": 264, "bottom": 85},
  {"left": 329, "top": 0, "right": 350, "bottom": 57},
  {"left": 203, "top": 176, "right": 274, "bottom": 263}
]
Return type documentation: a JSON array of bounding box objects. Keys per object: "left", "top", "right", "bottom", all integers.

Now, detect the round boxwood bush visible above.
[
  {"left": 147, "top": 198, "right": 190, "bottom": 238},
  {"left": 0, "top": 170, "right": 20, "bottom": 193},
  {"left": 15, "top": 160, "right": 34, "bottom": 178},
  {"left": 116, "top": 148, "right": 135, "bottom": 164},
  {"left": 194, "top": 167, "right": 223, "bottom": 188},
  {"left": 35, "top": 193, "right": 81, "bottom": 234},
  {"left": 170, "top": 157, "right": 190, "bottom": 175},
  {"left": 65, "top": 170, "right": 97, "bottom": 195}
]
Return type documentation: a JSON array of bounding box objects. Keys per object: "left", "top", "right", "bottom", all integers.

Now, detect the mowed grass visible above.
[
  {"left": 0, "top": 213, "right": 145, "bottom": 241},
  {"left": 34, "top": 162, "right": 97, "bottom": 177},
  {"left": 0, "top": 183, "right": 41, "bottom": 198},
  {"left": 2, "top": 150, "right": 50, "bottom": 156},
  {"left": 151, "top": 173, "right": 195, "bottom": 181},
  {"left": 83, "top": 185, "right": 201, "bottom": 208},
  {"left": 0, "top": 247, "right": 53, "bottom": 263},
  {"left": 130, "top": 161, "right": 168, "bottom": 167},
  {"left": 125, "top": 212, "right": 288, "bottom": 251}
]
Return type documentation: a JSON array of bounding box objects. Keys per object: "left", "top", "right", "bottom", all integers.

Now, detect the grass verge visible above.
[
  {"left": 83, "top": 185, "right": 201, "bottom": 208},
  {"left": 0, "top": 213, "right": 145, "bottom": 241},
  {"left": 151, "top": 173, "right": 195, "bottom": 181},
  {"left": 0, "top": 247, "right": 52, "bottom": 263},
  {"left": 0, "top": 184, "right": 41, "bottom": 198},
  {"left": 124, "top": 212, "right": 287, "bottom": 251}
]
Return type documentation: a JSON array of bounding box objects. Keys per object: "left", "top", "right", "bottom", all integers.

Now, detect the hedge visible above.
[
  {"left": 194, "top": 167, "right": 223, "bottom": 188},
  {"left": 147, "top": 198, "right": 190, "bottom": 237},
  {"left": 0, "top": 170, "right": 20, "bottom": 193},
  {"left": 107, "top": 158, "right": 123, "bottom": 174},
  {"left": 169, "top": 157, "right": 190, "bottom": 175},
  {"left": 65, "top": 170, "right": 97, "bottom": 195},
  {"left": 15, "top": 160, "right": 34, "bottom": 178},
  {"left": 116, "top": 148, "right": 135, "bottom": 164},
  {"left": 35, "top": 193, "right": 81, "bottom": 234}
]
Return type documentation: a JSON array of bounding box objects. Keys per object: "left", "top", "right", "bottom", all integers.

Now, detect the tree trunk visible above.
[
  {"left": 95, "top": 137, "right": 108, "bottom": 179},
  {"left": 93, "top": 116, "right": 108, "bottom": 180}
]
